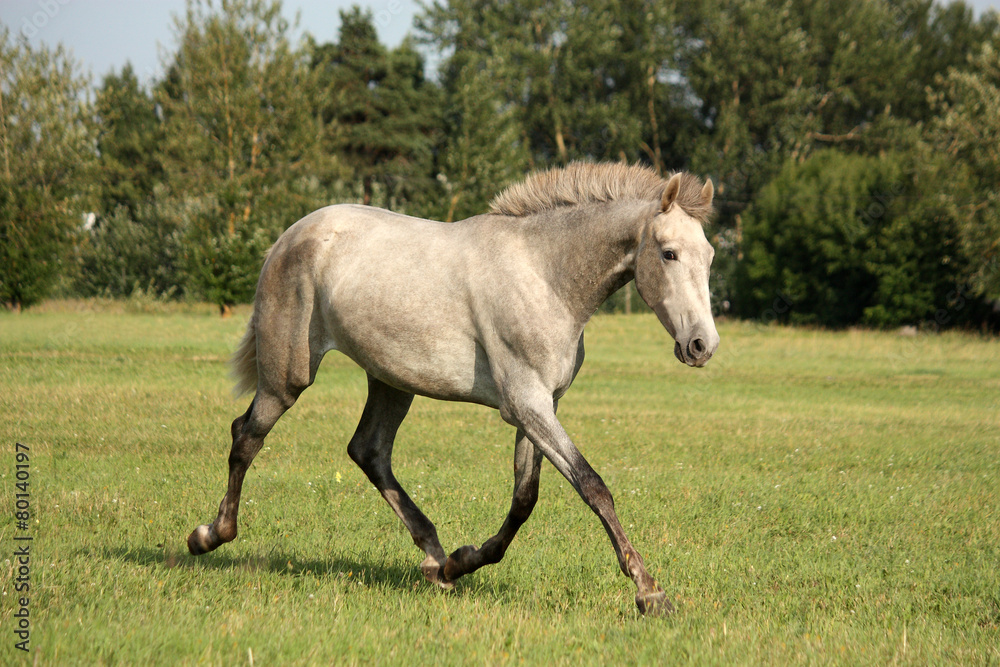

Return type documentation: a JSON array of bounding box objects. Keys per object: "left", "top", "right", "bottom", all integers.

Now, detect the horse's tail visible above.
[{"left": 230, "top": 310, "right": 258, "bottom": 397}]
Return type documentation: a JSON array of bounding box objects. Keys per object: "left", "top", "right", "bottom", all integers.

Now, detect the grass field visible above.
[{"left": 1, "top": 301, "right": 998, "bottom": 665}]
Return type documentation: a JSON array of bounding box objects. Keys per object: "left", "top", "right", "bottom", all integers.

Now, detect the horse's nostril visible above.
[{"left": 690, "top": 338, "right": 705, "bottom": 355}]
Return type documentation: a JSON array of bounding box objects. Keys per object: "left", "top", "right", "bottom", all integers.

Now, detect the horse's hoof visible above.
[
  {"left": 636, "top": 590, "right": 674, "bottom": 616},
  {"left": 420, "top": 556, "right": 453, "bottom": 590},
  {"left": 187, "top": 524, "right": 216, "bottom": 555}
]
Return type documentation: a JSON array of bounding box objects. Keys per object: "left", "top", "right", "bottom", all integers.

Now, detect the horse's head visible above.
[{"left": 634, "top": 173, "right": 719, "bottom": 367}]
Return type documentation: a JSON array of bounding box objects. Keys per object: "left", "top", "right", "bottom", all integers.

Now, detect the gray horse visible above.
[{"left": 188, "top": 162, "right": 718, "bottom": 615}]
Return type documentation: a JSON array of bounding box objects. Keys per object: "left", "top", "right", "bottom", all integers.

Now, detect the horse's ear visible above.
[
  {"left": 661, "top": 173, "right": 682, "bottom": 212},
  {"left": 701, "top": 178, "right": 714, "bottom": 206}
]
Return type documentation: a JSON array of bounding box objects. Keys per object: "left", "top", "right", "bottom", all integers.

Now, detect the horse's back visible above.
[{"left": 258, "top": 205, "right": 501, "bottom": 405}]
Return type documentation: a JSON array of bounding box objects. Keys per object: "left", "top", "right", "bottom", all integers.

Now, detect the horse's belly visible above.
[
  {"left": 319, "top": 296, "right": 500, "bottom": 407},
  {"left": 341, "top": 332, "right": 499, "bottom": 407}
]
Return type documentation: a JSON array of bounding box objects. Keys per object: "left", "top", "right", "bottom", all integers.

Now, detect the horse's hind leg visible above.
[
  {"left": 348, "top": 374, "right": 450, "bottom": 588},
  {"left": 442, "top": 428, "right": 543, "bottom": 582},
  {"left": 188, "top": 292, "right": 318, "bottom": 555},
  {"left": 187, "top": 389, "right": 296, "bottom": 554}
]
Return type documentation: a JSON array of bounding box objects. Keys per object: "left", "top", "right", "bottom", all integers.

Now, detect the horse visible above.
[{"left": 187, "top": 162, "right": 718, "bottom": 616}]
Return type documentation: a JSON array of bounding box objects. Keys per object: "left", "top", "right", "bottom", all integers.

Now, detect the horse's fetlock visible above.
[{"left": 480, "top": 543, "right": 504, "bottom": 566}]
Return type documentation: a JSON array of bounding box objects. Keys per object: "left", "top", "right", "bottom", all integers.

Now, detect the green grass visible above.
[{"left": 1, "top": 302, "right": 998, "bottom": 665}]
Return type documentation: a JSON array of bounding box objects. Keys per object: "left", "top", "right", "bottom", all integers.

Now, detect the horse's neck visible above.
[{"left": 523, "top": 200, "right": 655, "bottom": 325}]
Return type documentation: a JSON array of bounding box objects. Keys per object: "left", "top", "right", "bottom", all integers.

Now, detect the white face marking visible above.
[{"left": 637, "top": 209, "right": 720, "bottom": 367}]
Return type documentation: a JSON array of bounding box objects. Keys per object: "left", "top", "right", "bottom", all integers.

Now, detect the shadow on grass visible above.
[{"left": 94, "top": 544, "right": 514, "bottom": 599}]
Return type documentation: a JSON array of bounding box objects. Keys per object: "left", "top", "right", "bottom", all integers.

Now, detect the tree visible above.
[
  {"left": 74, "top": 197, "right": 186, "bottom": 299},
  {"left": 435, "top": 53, "right": 530, "bottom": 221},
  {"left": 680, "top": 0, "right": 931, "bottom": 208},
  {"left": 931, "top": 41, "right": 1000, "bottom": 301},
  {"left": 737, "top": 149, "right": 977, "bottom": 327},
  {"left": 0, "top": 29, "right": 95, "bottom": 311},
  {"left": 678, "top": 0, "right": 1000, "bottom": 314},
  {"left": 155, "top": 0, "right": 333, "bottom": 313},
  {"left": 72, "top": 63, "right": 182, "bottom": 299},
  {"left": 308, "top": 9, "right": 441, "bottom": 211},
  {"left": 902, "top": 0, "right": 999, "bottom": 120},
  {"left": 417, "top": 0, "right": 679, "bottom": 169},
  {"left": 93, "top": 63, "right": 163, "bottom": 217}
]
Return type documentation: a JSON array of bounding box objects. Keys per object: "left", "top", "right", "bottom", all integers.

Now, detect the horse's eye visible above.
[{"left": 662, "top": 249, "right": 677, "bottom": 261}]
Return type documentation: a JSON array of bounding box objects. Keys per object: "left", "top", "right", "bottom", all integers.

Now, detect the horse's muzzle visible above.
[{"left": 674, "top": 329, "right": 718, "bottom": 367}]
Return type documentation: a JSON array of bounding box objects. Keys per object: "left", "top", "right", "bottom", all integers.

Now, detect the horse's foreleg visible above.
[
  {"left": 506, "top": 391, "right": 672, "bottom": 616},
  {"left": 442, "top": 428, "right": 543, "bottom": 581},
  {"left": 188, "top": 391, "right": 291, "bottom": 554},
  {"left": 348, "top": 375, "right": 451, "bottom": 588}
]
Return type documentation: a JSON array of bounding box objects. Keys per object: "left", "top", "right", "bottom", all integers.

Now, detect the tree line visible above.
[{"left": 1, "top": 0, "right": 997, "bottom": 328}]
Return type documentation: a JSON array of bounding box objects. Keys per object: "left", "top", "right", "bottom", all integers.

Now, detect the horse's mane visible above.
[{"left": 489, "top": 162, "right": 713, "bottom": 224}]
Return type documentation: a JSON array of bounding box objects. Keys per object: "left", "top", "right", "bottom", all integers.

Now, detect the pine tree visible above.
[
  {"left": 93, "top": 63, "right": 163, "bottom": 217},
  {"left": 309, "top": 9, "right": 441, "bottom": 211}
]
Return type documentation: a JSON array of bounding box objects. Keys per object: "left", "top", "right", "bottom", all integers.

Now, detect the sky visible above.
[
  {"left": 0, "top": 0, "right": 424, "bottom": 84},
  {"left": 2, "top": 0, "right": 999, "bottom": 86}
]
